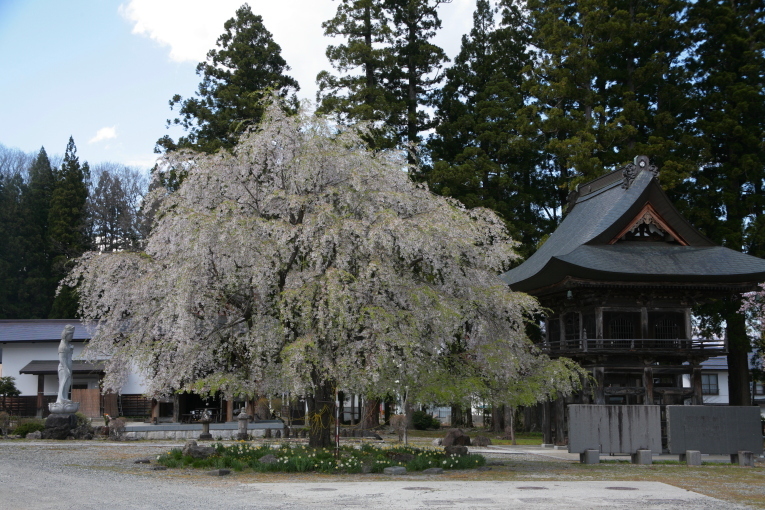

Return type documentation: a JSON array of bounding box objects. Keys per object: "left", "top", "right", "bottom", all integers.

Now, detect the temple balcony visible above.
[{"left": 543, "top": 337, "right": 727, "bottom": 356}]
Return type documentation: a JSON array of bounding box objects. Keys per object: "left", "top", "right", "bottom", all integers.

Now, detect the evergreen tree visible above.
[
  {"left": 156, "top": 4, "right": 299, "bottom": 156},
  {"left": 675, "top": 0, "right": 765, "bottom": 406},
  {"left": 428, "top": 0, "right": 552, "bottom": 257},
  {"left": 19, "top": 148, "right": 57, "bottom": 318},
  {"left": 48, "top": 137, "right": 89, "bottom": 318},
  {"left": 317, "top": 0, "right": 399, "bottom": 150},
  {"left": 526, "top": 0, "right": 692, "bottom": 198},
  {"left": 386, "top": 0, "right": 450, "bottom": 164},
  {"left": 0, "top": 168, "right": 27, "bottom": 318}
]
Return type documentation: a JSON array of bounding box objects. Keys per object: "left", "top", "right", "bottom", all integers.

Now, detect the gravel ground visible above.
[{"left": 0, "top": 441, "right": 753, "bottom": 510}]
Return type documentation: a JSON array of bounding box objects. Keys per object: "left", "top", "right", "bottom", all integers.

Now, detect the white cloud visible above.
[
  {"left": 89, "top": 126, "right": 118, "bottom": 144},
  {"left": 119, "top": 0, "right": 475, "bottom": 105}
]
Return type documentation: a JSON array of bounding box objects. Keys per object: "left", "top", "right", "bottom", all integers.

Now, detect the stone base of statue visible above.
[
  {"left": 48, "top": 401, "right": 80, "bottom": 414},
  {"left": 43, "top": 413, "right": 78, "bottom": 440}
]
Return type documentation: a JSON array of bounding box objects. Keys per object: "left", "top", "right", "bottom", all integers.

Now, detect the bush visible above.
[
  {"left": 14, "top": 421, "right": 45, "bottom": 437},
  {"left": 412, "top": 411, "right": 440, "bottom": 430}
]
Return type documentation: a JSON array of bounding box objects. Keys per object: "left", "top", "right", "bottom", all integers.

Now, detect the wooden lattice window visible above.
[
  {"left": 649, "top": 312, "right": 686, "bottom": 339},
  {"left": 564, "top": 312, "right": 580, "bottom": 340},
  {"left": 547, "top": 317, "right": 560, "bottom": 343},
  {"left": 604, "top": 311, "right": 640, "bottom": 340}
]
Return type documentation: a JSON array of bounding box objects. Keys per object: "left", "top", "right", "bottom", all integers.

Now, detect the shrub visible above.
[
  {"left": 14, "top": 421, "right": 45, "bottom": 437},
  {"left": 412, "top": 411, "right": 440, "bottom": 430}
]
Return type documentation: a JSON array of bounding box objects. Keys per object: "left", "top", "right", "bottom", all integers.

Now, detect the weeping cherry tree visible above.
[{"left": 65, "top": 103, "right": 581, "bottom": 447}]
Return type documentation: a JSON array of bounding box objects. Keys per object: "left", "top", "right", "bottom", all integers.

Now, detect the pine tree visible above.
[
  {"left": 0, "top": 168, "right": 27, "bottom": 318},
  {"left": 316, "top": 0, "right": 398, "bottom": 150},
  {"left": 674, "top": 0, "right": 765, "bottom": 406},
  {"left": 156, "top": 4, "right": 299, "bottom": 156},
  {"left": 48, "top": 137, "right": 89, "bottom": 318},
  {"left": 428, "top": 0, "right": 552, "bottom": 257}
]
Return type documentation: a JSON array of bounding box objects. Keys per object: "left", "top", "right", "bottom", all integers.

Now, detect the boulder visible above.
[
  {"left": 431, "top": 438, "right": 443, "bottom": 446},
  {"left": 26, "top": 431, "right": 42, "bottom": 440},
  {"left": 472, "top": 435, "right": 491, "bottom": 447},
  {"left": 258, "top": 454, "right": 278, "bottom": 464},
  {"left": 422, "top": 467, "right": 444, "bottom": 474},
  {"left": 383, "top": 466, "right": 407, "bottom": 475},
  {"left": 386, "top": 452, "right": 415, "bottom": 463},
  {"left": 42, "top": 413, "right": 77, "bottom": 440},
  {"left": 182, "top": 440, "right": 216, "bottom": 459},
  {"left": 442, "top": 428, "right": 471, "bottom": 447},
  {"left": 444, "top": 445, "right": 468, "bottom": 456},
  {"left": 206, "top": 469, "right": 231, "bottom": 476}
]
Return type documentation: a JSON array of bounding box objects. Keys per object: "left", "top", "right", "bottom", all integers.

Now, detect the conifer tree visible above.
[
  {"left": 156, "top": 4, "right": 299, "bottom": 156},
  {"left": 48, "top": 137, "right": 89, "bottom": 318},
  {"left": 0, "top": 168, "right": 27, "bottom": 318},
  {"left": 429, "top": 0, "right": 552, "bottom": 257},
  {"left": 675, "top": 0, "right": 765, "bottom": 406},
  {"left": 20, "top": 148, "right": 57, "bottom": 318},
  {"left": 317, "top": 0, "right": 398, "bottom": 150}
]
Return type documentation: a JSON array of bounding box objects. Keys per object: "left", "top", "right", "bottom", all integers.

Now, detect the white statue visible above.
[
  {"left": 49, "top": 325, "right": 79, "bottom": 414},
  {"left": 57, "top": 325, "right": 75, "bottom": 404}
]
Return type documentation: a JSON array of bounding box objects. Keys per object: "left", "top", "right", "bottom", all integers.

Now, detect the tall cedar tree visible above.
[
  {"left": 386, "top": 0, "right": 449, "bottom": 166},
  {"left": 156, "top": 4, "right": 299, "bottom": 156},
  {"left": 429, "top": 0, "right": 554, "bottom": 258},
  {"left": 21, "top": 148, "right": 57, "bottom": 318},
  {"left": 48, "top": 137, "right": 89, "bottom": 319},
  {"left": 526, "top": 0, "right": 692, "bottom": 204},
  {"left": 317, "top": 0, "right": 399, "bottom": 150},
  {"left": 0, "top": 168, "right": 27, "bottom": 318},
  {"left": 674, "top": 0, "right": 765, "bottom": 405}
]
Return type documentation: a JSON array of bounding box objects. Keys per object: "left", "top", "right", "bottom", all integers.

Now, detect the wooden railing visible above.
[{"left": 544, "top": 337, "right": 726, "bottom": 354}]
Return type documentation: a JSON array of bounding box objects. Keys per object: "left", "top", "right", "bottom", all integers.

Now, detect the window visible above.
[
  {"left": 547, "top": 317, "right": 560, "bottom": 344},
  {"left": 649, "top": 311, "right": 686, "bottom": 339},
  {"left": 564, "top": 312, "right": 580, "bottom": 341},
  {"left": 754, "top": 382, "right": 765, "bottom": 396},
  {"left": 604, "top": 311, "right": 640, "bottom": 339},
  {"left": 701, "top": 374, "right": 719, "bottom": 395}
]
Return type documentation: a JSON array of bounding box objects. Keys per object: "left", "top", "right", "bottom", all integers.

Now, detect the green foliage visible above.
[
  {"left": 412, "top": 410, "right": 440, "bottom": 430},
  {"left": 0, "top": 376, "right": 21, "bottom": 401},
  {"left": 13, "top": 421, "right": 45, "bottom": 437},
  {"left": 156, "top": 4, "right": 299, "bottom": 158},
  {"left": 157, "top": 442, "right": 485, "bottom": 473}
]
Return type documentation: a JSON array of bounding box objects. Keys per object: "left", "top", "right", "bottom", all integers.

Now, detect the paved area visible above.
[{"left": 0, "top": 441, "right": 752, "bottom": 510}]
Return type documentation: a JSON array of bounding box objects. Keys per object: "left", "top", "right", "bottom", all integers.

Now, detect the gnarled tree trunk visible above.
[{"left": 307, "top": 375, "right": 334, "bottom": 448}]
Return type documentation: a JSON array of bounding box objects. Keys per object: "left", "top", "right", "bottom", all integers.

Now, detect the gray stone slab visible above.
[
  {"left": 666, "top": 406, "right": 763, "bottom": 455},
  {"left": 568, "top": 405, "right": 661, "bottom": 454},
  {"left": 631, "top": 449, "right": 652, "bottom": 465},
  {"left": 679, "top": 450, "right": 701, "bottom": 466},
  {"left": 384, "top": 466, "right": 407, "bottom": 475}
]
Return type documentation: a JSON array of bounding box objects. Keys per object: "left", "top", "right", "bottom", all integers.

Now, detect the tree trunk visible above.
[
  {"left": 492, "top": 404, "right": 505, "bottom": 433},
  {"left": 362, "top": 397, "right": 380, "bottom": 429},
  {"left": 504, "top": 405, "right": 516, "bottom": 444},
  {"left": 307, "top": 376, "right": 334, "bottom": 448},
  {"left": 450, "top": 404, "right": 464, "bottom": 427},
  {"left": 465, "top": 405, "right": 473, "bottom": 428},
  {"left": 727, "top": 310, "right": 752, "bottom": 406}
]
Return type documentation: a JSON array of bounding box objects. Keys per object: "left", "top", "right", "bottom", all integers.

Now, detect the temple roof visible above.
[{"left": 501, "top": 156, "right": 765, "bottom": 293}]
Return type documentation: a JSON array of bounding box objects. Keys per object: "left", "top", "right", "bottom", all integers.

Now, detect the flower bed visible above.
[{"left": 157, "top": 443, "right": 485, "bottom": 473}]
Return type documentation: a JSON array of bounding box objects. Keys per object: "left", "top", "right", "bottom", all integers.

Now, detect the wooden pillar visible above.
[
  {"left": 172, "top": 394, "right": 180, "bottom": 423},
  {"left": 36, "top": 375, "right": 44, "bottom": 418},
  {"left": 595, "top": 307, "right": 603, "bottom": 348},
  {"left": 691, "top": 365, "right": 703, "bottom": 405},
  {"left": 554, "top": 397, "right": 566, "bottom": 445},
  {"left": 593, "top": 367, "right": 605, "bottom": 405},
  {"left": 643, "top": 366, "right": 654, "bottom": 405},
  {"left": 542, "top": 400, "right": 552, "bottom": 445},
  {"left": 226, "top": 399, "right": 234, "bottom": 422}
]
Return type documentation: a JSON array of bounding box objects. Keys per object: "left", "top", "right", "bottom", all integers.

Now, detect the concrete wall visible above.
[
  {"left": 568, "top": 405, "right": 662, "bottom": 454},
  {"left": 666, "top": 406, "right": 763, "bottom": 455}
]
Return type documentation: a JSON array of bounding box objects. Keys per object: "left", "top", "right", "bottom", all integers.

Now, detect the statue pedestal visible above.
[
  {"left": 43, "top": 413, "right": 77, "bottom": 440},
  {"left": 48, "top": 401, "right": 80, "bottom": 414}
]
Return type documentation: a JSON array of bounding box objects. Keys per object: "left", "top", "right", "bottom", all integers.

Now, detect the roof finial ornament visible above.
[{"left": 622, "top": 155, "right": 659, "bottom": 189}]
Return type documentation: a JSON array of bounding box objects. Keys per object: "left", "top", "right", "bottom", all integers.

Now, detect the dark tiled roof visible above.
[
  {"left": 501, "top": 166, "right": 765, "bottom": 292},
  {"left": 18, "top": 359, "right": 104, "bottom": 375},
  {"left": 0, "top": 320, "right": 90, "bottom": 343}
]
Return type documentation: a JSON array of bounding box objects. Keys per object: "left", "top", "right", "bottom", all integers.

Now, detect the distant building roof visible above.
[
  {"left": 18, "top": 359, "right": 104, "bottom": 375},
  {"left": 0, "top": 320, "right": 90, "bottom": 343},
  {"left": 501, "top": 157, "right": 765, "bottom": 294}
]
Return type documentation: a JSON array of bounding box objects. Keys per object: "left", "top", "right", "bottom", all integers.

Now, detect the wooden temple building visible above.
[{"left": 501, "top": 156, "right": 765, "bottom": 445}]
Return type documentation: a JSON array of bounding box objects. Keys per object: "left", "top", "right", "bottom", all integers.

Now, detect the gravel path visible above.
[{"left": 0, "top": 441, "right": 751, "bottom": 510}]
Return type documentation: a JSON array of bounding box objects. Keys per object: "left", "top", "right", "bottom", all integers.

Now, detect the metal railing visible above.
[{"left": 544, "top": 337, "right": 726, "bottom": 353}]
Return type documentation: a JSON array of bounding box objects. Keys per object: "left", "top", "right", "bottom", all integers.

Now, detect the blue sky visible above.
[{"left": 0, "top": 0, "right": 476, "bottom": 171}]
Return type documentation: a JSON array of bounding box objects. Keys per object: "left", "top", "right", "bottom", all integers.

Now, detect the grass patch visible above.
[{"left": 156, "top": 442, "right": 485, "bottom": 474}]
